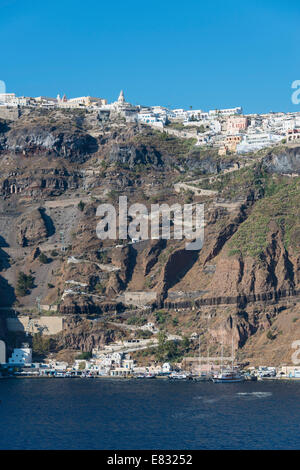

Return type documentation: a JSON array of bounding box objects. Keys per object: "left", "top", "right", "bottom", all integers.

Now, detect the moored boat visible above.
[
  {"left": 169, "top": 372, "right": 189, "bottom": 380},
  {"left": 212, "top": 370, "right": 245, "bottom": 383}
]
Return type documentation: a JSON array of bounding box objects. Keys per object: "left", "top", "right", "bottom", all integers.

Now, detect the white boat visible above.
[
  {"left": 169, "top": 372, "right": 189, "bottom": 380},
  {"left": 212, "top": 336, "right": 244, "bottom": 383},
  {"left": 212, "top": 370, "right": 245, "bottom": 383}
]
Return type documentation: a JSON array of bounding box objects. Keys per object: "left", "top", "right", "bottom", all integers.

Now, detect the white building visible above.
[
  {"left": 67, "top": 96, "right": 107, "bottom": 107},
  {"left": 0, "top": 93, "right": 17, "bottom": 105},
  {"left": 162, "top": 362, "right": 172, "bottom": 373},
  {"left": 48, "top": 361, "right": 68, "bottom": 371},
  {"left": 137, "top": 110, "right": 166, "bottom": 126},
  {"left": 171, "top": 108, "right": 188, "bottom": 120},
  {"left": 209, "top": 106, "right": 242, "bottom": 117},
  {"left": 8, "top": 345, "right": 32, "bottom": 365},
  {"left": 237, "top": 133, "right": 282, "bottom": 153},
  {"left": 209, "top": 120, "right": 222, "bottom": 133}
]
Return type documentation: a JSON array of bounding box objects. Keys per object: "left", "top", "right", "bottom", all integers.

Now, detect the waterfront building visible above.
[
  {"left": 280, "top": 366, "right": 300, "bottom": 378},
  {"left": 122, "top": 359, "right": 134, "bottom": 370},
  {"left": 48, "top": 360, "right": 68, "bottom": 371},
  {"left": 8, "top": 344, "right": 32, "bottom": 365},
  {"left": 110, "top": 367, "right": 132, "bottom": 377},
  {"left": 162, "top": 362, "right": 172, "bottom": 373}
]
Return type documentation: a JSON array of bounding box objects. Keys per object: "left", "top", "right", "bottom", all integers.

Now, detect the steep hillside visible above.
[{"left": 0, "top": 108, "right": 299, "bottom": 365}]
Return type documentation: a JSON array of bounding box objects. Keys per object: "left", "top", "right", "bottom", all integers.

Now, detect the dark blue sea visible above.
[{"left": 0, "top": 378, "right": 300, "bottom": 450}]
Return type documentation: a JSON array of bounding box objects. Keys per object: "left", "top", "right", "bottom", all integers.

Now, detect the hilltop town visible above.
[
  {"left": 1, "top": 89, "right": 300, "bottom": 154},
  {"left": 0, "top": 89, "right": 299, "bottom": 378}
]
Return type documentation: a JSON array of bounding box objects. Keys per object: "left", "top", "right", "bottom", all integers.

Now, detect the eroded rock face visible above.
[
  {"left": 55, "top": 317, "right": 125, "bottom": 351},
  {"left": 208, "top": 228, "right": 298, "bottom": 299},
  {"left": 186, "top": 149, "right": 236, "bottom": 174},
  {"left": 2, "top": 126, "right": 98, "bottom": 163},
  {"left": 17, "top": 209, "right": 48, "bottom": 246},
  {"left": 108, "top": 143, "right": 163, "bottom": 168},
  {"left": 263, "top": 147, "right": 300, "bottom": 174}
]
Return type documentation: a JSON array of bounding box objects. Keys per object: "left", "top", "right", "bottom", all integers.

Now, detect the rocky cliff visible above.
[{"left": 0, "top": 108, "right": 299, "bottom": 365}]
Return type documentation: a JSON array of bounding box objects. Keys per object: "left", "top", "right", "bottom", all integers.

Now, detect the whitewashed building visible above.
[
  {"left": 209, "top": 107, "right": 242, "bottom": 117},
  {"left": 237, "top": 133, "right": 282, "bottom": 153},
  {"left": 8, "top": 345, "right": 32, "bottom": 365}
]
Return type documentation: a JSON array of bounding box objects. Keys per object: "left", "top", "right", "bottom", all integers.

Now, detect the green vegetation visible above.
[
  {"left": 107, "top": 189, "right": 119, "bottom": 201},
  {"left": 16, "top": 272, "right": 35, "bottom": 296},
  {"left": 133, "top": 130, "right": 196, "bottom": 161},
  {"left": 32, "top": 333, "right": 52, "bottom": 356},
  {"left": 38, "top": 252, "right": 49, "bottom": 264},
  {"left": 76, "top": 351, "right": 92, "bottom": 360},
  {"left": 78, "top": 200, "right": 85, "bottom": 212},
  {"left": 266, "top": 330, "right": 277, "bottom": 341},
  {"left": 127, "top": 316, "right": 147, "bottom": 326},
  {"left": 155, "top": 331, "right": 191, "bottom": 362},
  {"left": 158, "top": 247, "right": 175, "bottom": 264},
  {"left": 165, "top": 122, "right": 186, "bottom": 131},
  {"left": 228, "top": 178, "right": 300, "bottom": 258},
  {"left": 135, "top": 330, "right": 153, "bottom": 339},
  {"left": 198, "top": 165, "right": 287, "bottom": 199},
  {"left": 154, "top": 310, "right": 170, "bottom": 325},
  {"left": 95, "top": 282, "right": 105, "bottom": 294},
  {"left": 184, "top": 189, "right": 194, "bottom": 203},
  {"left": 97, "top": 251, "right": 109, "bottom": 263}
]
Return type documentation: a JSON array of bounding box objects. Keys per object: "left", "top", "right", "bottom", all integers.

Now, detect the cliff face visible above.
[
  {"left": 0, "top": 125, "right": 98, "bottom": 162},
  {"left": 0, "top": 108, "right": 299, "bottom": 365},
  {"left": 263, "top": 146, "right": 300, "bottom": 174},
  {"left": 16, "top": 209, "right": 48, "bottom": 247},
  {"left": 108, "top": 143, "right": 164, "bottom": 168}
]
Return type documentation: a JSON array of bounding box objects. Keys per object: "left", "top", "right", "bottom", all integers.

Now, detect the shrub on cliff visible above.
[
  {"left": 76, "top": 352, "right": 92, "bottom": 360},
  {"left": 38, "top": 252, "right": 49, "bottom": 264},
  {"left": 78, "top": 200, "right": 85, "bottom": 212},
  {"left": 16, "top": 272, "right": 35, "bottom": 296}
]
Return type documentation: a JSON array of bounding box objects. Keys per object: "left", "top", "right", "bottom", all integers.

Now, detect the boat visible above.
[
  {"left": 193, "top": 374, "right": 211, "bottom": 382},
  {"left": 169, "top": 372, "right": 189, "bottom": 380},
  {"left": 194, "top": 332, "right": 211, "bottom": 381},
  {"left": 212, "top": 335, "right": 244, "bottom": 383},
  {"left": 212, "top": 370, "right": 245, "bottom": 383},
  {"left": 135, "top": 373, "right": 156, "bottom": 379}
]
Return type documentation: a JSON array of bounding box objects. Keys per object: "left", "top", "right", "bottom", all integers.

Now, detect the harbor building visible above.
[{"left": 8, "top": 344, "right": 32, "bottom": 365}]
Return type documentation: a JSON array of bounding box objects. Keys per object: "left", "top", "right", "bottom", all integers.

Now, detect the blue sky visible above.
[{"left": 1, "top": 0, "right": 300, "bottom": 113}]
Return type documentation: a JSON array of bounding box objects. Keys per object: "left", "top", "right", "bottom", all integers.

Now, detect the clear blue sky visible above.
[{"left": 1, "top": 0, "right": 300, "bottom": 113}]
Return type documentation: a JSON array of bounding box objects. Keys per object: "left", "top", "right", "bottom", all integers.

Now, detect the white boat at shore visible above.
[
  {"left": 212, "top": 370, "right": 245, "bottom": 383},
  {"left": 212, "top": 336, "right": 245, "bottom": 383},
  {"left": 169, "top": 372, "right": 189, "bottom": 380}
]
